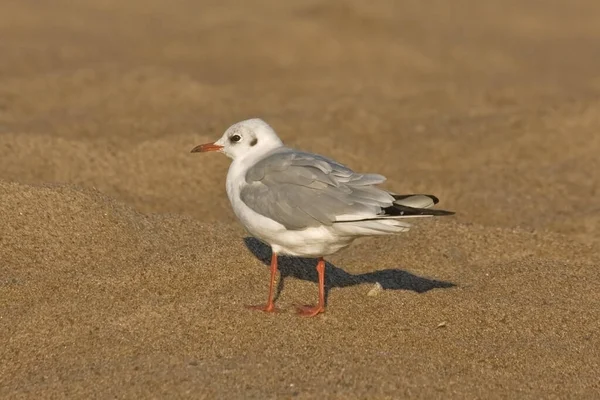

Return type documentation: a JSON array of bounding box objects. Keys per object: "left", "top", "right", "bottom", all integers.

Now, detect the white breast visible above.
[{"left": 226, "top": 159, "right": 285, "bottom": 239}]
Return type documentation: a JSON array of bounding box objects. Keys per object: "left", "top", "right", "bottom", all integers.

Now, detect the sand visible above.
[{"left": 1, "top": 0, "right": 599, "bottom": 398}]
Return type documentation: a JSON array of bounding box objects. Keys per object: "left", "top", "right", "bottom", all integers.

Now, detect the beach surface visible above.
[{"left": 1, "top": 1, "right": 599, "bottom": 398}]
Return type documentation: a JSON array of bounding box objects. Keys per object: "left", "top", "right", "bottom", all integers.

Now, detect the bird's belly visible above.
[
  {"left": 233, "top": 200, "right": 353, "bottom": 256},
  {"left": 273, "top": 228, "right": 355, "bottom": 257},
  {"left": 249, "top": 223, "right": 354, "bottom": 257}
]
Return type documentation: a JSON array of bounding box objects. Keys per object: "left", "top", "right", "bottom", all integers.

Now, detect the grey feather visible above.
[{"left": 240, "top": 148, "right": 395, "bottom": 230}]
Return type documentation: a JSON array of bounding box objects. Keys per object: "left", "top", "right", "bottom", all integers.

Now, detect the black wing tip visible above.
[
  {"left": 434, "top": 209, "right": 455, "bottom": 216},
  {"left": 383, "top": 204, "right": 455, "bottom": 217},
  {"left": 413, "top": 208, "right": 455, "bottom": 217},
  {"left": 392, "top": 194, "right": 440, "bottom": 205}
]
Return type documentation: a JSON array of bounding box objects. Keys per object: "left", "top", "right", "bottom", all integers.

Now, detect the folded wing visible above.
[{"left": 240, "top": 148, "right": 399, "bottom": 230}]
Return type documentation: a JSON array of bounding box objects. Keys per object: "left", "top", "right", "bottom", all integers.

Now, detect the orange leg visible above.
[
  {"left": 296, "top": 257, "right": 326, "bottom": 317},
  {"left": 246, "top": 252, "right": 280, "bottom": 313}
]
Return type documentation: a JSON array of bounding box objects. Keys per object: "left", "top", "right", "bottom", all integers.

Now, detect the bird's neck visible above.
[
  {"left": 227, "top": 144, "right": 283, "bottom": 193},
  {"left": 237, "top": 144, "right": 283, "bottom": 168}
]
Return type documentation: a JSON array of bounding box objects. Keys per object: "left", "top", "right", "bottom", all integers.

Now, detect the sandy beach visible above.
[{"left": 1, "top": 1, "right": 599, "bottom": 398}]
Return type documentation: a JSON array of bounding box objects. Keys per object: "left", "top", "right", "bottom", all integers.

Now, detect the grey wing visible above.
[{"left": 240, "top": 148, "right": 395, "bottom": 230}]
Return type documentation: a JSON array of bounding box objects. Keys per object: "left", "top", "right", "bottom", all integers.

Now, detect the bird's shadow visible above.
[{"left": 243, "top": 237, "right": 456, "bottom": 305}]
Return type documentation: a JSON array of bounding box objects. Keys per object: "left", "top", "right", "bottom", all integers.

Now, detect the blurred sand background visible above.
[{"left": 1, "top": 0, "right": 599, "bottom": 398}]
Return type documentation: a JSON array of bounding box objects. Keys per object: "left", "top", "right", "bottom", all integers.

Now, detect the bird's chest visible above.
[{"left": 226, "top": 164, "right": 284, "bottom": 240}]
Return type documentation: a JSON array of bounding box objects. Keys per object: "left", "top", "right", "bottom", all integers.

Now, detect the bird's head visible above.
[{"left": 191, "top": 118, "right": 284, "bottom": 161}]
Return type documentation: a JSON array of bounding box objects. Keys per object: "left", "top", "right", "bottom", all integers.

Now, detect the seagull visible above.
[{"left": 191, "top": 118, "right": 454, "bottom": 317}]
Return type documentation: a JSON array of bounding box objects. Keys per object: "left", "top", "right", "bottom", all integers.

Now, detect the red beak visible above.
[{"left": 190, "top": 142, "right": 224, "bottom": 153}]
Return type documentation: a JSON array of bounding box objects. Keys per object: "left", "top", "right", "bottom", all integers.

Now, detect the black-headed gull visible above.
[{"left": 191, "top": 118, "right": 454, "bottom": 317}]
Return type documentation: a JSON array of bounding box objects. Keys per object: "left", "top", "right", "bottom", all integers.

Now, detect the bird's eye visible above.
[{"left": 230, "top": 134, "right": 242, "bottom": 143}]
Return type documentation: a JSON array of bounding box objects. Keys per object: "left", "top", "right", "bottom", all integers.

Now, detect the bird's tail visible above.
[
  {"left": 382, "top": 193, "right": 455, "bottom": 218},
  {"left": 332, "top": 194, "right": 454, "bottom": 236}
]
